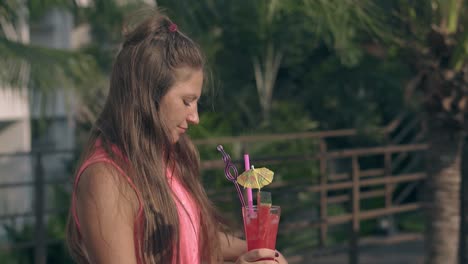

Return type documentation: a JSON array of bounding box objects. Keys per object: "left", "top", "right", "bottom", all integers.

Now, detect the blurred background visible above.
[{"left": 1, "top": 0, "right": 467, "bottom": 263}]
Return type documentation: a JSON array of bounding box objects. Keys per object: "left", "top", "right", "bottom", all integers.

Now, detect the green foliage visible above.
[
  {"left": 0, "top": 0, "right": 21, "bottom": 25},
  {"left": 278, "top": 227, "right": 317, "bottom": 256},
  {"left": 390, "top": 0, "right": 468, "bottom": 71},
  {"left": 189, "top": 111, "right": 243, "bottom": 139},
  {"left": 0, "top": 0, "right": 441, "bottom": 259},
  {"left": 257, "top": 101, "right": 319, "bottom": 133},
  {"left": 398, "top": 211, "right": 425, "bottom": 233},
  {"left": 28, "top": 0, "right": 77, "bottom": 22},
  {"left": 79, "top": 0, "right": 149, "bottom": 72},
  {"left": 156, "top": 0, "right": 409, "bottom": 134},
  {"left": 288, "top": 0, "right": 389, "bottom": 66},
  {"left": 1, "top": 223, "right": 34, "bottom": 263},
  {"left": 289, "top": 53, "right": 410, "bottom": 131},
  {"left": 1, "top": 185, "right": 73, "bottom": 263},
  {"left": 0, "top": 32, "right": 102, "bottom": 102},
  {"left": 84, "top": 0, "right": 125, "bottom": 43}
]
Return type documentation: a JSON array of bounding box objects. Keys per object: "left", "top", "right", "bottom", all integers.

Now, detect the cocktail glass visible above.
[{"left": 242, "top": 205, "right": 281, "bottom": 253}]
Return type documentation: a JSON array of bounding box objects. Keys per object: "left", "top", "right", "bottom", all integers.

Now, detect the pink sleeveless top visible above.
[{"left": 71, "top": 143, "right": 201, "bottom": 264}]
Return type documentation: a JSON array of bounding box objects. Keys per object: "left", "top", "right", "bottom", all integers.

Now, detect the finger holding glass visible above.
[{"left": 235, "top": 248, "right": 277, "bottom": 263}]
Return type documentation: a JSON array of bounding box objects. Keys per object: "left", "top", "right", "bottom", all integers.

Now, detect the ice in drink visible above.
[{"left": 242, "top": 205, "right": 280, "bottom": 251}]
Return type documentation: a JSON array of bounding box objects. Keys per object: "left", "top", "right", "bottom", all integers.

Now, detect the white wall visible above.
[
  {"left": 30, "top": 8, "right": 73, "bottom": 50},
  {"left": 0, "top": 120, "right": 33, "bottom": 235},
  {"left": 0, "top": 8, "right": 78, "bottom": 235},
  {"left": 0, "top": 4, "right": 33, "bottom": 234},
  {"left": 0, "top": 88, "right": 30, "bottom": 121},
  {"left": 29, "top": 9, "right": 76, "bottom": 215}
]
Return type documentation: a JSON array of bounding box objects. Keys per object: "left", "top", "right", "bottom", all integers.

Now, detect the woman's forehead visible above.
[
  {"left": 173, "top": 66, "right": 203, "bottom": 82},
  {"left": 169, "top": 68, "right": 204, "bottom": 96}
]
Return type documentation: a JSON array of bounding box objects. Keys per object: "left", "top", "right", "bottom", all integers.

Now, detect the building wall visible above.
[
  {"left": 0, "top": 88, "right": 30, "bottom": 121},
  {"left": 0, "top": 120, "right": 33, "bottom": 227},
  {"left": 0, "top": 8, "right": 78, "bottom": 234}
]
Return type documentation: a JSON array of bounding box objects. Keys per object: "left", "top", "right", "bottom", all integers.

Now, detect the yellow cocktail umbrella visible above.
[{"left": 237, "top": 167, "right": 274, "bottom": 189}]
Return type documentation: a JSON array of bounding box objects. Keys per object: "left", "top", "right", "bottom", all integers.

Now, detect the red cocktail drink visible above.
[{"left": 242, "top": 205, "right": 281, "bottom": 251}]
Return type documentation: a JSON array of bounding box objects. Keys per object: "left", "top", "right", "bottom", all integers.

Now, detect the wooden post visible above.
[
  {"left": 383, "top": 152, "right": 397, "bottom": 236},
  {"left": 384, "top": 152, "right": 393, "bottom": 209},
  {"left": 319, "top": 139, "right": 328, "bottom": 247},
  {"left": 232, "top": 141, "right": 242, "bottom": 160},
  {"left": 34, "top": 152, "right": 46, "bottom": 264},
  {"left": 349, "top": 156, "right": 360, "bottom": 264}
]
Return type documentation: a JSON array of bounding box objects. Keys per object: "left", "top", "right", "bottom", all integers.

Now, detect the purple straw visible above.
[{"left": 217, "top": 145, "right": 246, "bottom": 208}]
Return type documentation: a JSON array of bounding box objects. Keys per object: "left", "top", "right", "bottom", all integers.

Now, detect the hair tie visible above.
[{"left": 169, "top": 23, "right": 178, "bottom": 32}]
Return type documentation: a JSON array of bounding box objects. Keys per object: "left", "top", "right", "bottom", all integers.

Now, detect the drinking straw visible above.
[
  {"left": 243, "top": 154, "right": 254, "bottom": 211},
  {"left": 217, "top": 145, "right": 246, "bottom": 208}
]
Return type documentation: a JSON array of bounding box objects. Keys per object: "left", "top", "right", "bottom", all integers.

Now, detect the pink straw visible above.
[{"left": 244, "top": 154, "right": 254, "bottom": 211}]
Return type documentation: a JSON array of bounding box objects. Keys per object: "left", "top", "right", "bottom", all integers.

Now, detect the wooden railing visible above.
[
  {"left": 0, "top": 122, "right": 427, "bottom": 264},
  {"left": 195, "top": 126, "right": 427, "bottom": 264}
]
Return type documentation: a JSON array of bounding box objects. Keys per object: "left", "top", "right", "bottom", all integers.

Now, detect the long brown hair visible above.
[{"left": 66, "top": 10, "right": 223, "bottom": 263}]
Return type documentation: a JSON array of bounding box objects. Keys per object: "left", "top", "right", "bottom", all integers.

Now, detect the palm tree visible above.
[
  {"left": 389, "top": 1, "right": 468, "bottom": 263},
  {"left": 170, "top": 1, "right": 468, "bottom": 263},
  {"left": 0, "top": 0, "right": 101, "bottom": 97},
  {"left": 160, "top": 0, "right": 387, "bottom": 127},
  {"left": 0, "top": 0, "right": 150, "bottom": 123}
]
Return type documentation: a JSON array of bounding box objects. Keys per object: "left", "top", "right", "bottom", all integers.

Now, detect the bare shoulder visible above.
[
  {"left": 74, "top": 162, "right": 140, "bottom": 263},
  {"left": 76, "top": 162, "right": 140, "bottom": 216},
  {"left": 77, "top": 162, "right": 126, "bottom": 194}
]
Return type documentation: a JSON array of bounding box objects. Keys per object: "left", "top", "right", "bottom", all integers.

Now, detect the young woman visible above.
[{"left": 66, "top": 11, "right": 288, "bottom": 264}]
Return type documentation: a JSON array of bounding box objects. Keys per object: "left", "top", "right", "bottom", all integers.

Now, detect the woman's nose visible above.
[{"left": 187, "top": 107, "right": 199, "bottom": 125}]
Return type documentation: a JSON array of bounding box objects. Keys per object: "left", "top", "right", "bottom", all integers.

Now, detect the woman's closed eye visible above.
[{"left": 183, "top": 97, "right": 198, "bottom": 107}]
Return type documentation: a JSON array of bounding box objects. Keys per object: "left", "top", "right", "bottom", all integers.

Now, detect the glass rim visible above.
[{"left": 242, "top": 205, "right": 280, "bottom": 209}]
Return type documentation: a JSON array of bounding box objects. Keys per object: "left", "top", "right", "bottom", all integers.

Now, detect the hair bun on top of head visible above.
[{"left": 121, "top": 9, "right": 176, "bottom": 40}]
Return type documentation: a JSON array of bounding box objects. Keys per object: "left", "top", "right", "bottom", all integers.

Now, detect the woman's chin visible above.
[{"left": 171, "top": 134, "right": 181, "bottom": 143}]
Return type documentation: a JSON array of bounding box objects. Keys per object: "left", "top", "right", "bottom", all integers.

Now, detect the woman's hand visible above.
[
  {"left": 235, "top": 248, "right": 288, "bottom": 263},
  {"left": 275, "top": 251, "right": 288, "bottom": 264}
]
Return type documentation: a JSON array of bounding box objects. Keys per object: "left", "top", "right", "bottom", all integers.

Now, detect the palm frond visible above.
[
  {"left": 0, "top": 36, "right": 102, "bottom": 95},
  {"left": 0, "top": 0, "right": 20, "bottom": 23},
  {"left": 435, "top": 0, "right": 463, "bottom": 33},
  {"left": 450, "top": 29, "right": 468, "bottom": 71},
  {"left": 300, "top": 0, "right": 390, "bottom": 66}
]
